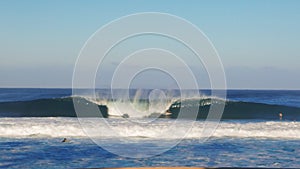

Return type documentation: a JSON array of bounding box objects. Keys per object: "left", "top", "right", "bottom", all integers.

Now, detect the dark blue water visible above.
[
  {"left": 0, "top": 88, "right": 299, "bottom": 108},
  {"left": 1, "top": 137, "right": 300, "bottom": 168},
  {"left": 226, "top": 90, "right": 300, "bottom": 108},
  {"left": 0, "top": 88, "right": 72, "bottom": 103}
]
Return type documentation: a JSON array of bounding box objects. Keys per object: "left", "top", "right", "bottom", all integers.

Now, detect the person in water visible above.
[
  {"left": 279, "top": 112, "right": 283, "bottom": 120},
  {"left": 62, "top": 138, "right": 69, "bottom": 143}
]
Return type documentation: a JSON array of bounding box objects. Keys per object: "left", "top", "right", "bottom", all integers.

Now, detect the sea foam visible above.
[{"left": 0, "top": 117, "right": 299, "bottom": 139}]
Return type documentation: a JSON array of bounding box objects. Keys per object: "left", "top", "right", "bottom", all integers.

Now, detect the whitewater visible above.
[{"left": 1, "top": 117, "right": 299, "bottom": 139}]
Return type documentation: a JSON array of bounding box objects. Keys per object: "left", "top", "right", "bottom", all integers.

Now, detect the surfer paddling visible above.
[{"left": 62, "top": 138, "right": 69, "bottom": 143}]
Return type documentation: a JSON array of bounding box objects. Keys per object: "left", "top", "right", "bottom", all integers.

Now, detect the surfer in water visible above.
[
  {"left": 62, "top": 138, "right": 69, "bottom": 143},
  {"left": 279, "top": 112, "right": 283, "bottom": 120}
]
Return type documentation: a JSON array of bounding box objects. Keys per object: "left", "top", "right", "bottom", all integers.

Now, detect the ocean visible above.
[{"left": 0, "top": 88, "right": 300, "bottom": 168}]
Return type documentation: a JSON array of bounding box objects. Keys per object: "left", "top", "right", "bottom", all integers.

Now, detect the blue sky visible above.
[{"left": 0, "top": 0, "right": 300, "bottom": 89}]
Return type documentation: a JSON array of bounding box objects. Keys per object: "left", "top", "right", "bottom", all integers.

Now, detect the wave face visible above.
[
  {"left": 0, "top": 97, "right": 108, "bottom": 117},
  {"left": 167, "top": 98, "right": 300, "bottom": 120},
  {"left": 0, "top": 118, "right": 300, "bottom": 139}
]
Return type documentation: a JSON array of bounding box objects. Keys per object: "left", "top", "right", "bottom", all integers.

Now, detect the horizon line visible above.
[{"left": 0, "top": 87, "right": 300, "bottom": 91}]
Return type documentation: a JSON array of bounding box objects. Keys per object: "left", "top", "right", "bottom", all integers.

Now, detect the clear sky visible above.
[{"left": 0, "top": 0, "right": 300, "bottom": 89}]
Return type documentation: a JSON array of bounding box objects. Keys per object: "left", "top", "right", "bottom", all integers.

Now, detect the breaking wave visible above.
[{"left": 0, "top": 96, "right": 299, "bottom": 120}]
